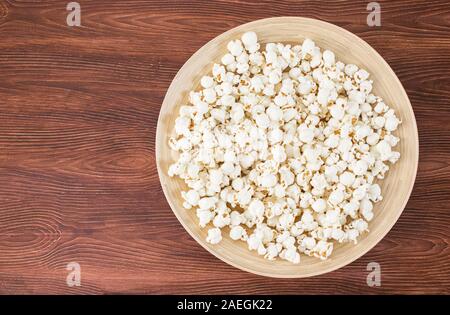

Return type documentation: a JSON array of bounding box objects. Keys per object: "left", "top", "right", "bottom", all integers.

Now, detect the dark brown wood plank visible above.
[{"left": 0, "top": 0, "right": 449, "bottom": 294}]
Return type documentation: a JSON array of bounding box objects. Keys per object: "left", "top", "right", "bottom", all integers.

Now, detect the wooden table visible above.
[{"left": 0, "top": 0, "right": 449, "bottom": 294}]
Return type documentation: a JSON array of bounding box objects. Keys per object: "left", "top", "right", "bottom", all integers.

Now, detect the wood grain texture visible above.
[{"left": 0, "top": 0, "right": 449, "bottom": 294}]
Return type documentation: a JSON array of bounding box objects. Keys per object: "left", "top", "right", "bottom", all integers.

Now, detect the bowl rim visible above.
[{"left": 155, "top": 16, "right": 419, "bottom": 278}]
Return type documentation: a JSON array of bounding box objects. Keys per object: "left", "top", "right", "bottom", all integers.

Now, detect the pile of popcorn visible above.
[{"left": 168, "top": 32, "right": 401, "bottom": 264}]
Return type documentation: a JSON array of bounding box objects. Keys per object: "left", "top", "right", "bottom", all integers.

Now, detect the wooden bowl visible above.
[{"left": 156, "top": 17, "right": 419, "bottom": 278}]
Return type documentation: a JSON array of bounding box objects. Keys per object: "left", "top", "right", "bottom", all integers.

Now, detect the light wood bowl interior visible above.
[{"left": 156, "top": 17, "right": 419, "bottom": 278}]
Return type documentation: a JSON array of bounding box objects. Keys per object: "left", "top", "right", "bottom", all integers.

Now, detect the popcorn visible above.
[
  {"left": 247, "top": 199, "right": 265, "bottom": 221},
  {"left": 352, "top": 160, "right": 369, "bottom": 176},
  {"left": 328, "top": 189, "right": 344, "bottom": 205},
  {"left": 282, "top": 247, "right": 301, "bottom": 264},
  {"left": 227, "top": 40, "right": 244, "bottom": 56},
  {"left": 247, "top": 233, "right": 263, "bottom": 250},
  {"left": 206, "top": 227, "right": 222, "bottom": 244},
  {"left": 322, "top": 50, "right": 335, "bottom": 67},
  {"left": 197, "top": 209, "right": 214, "bottom": 227},
  {"left": 311, "top": 198, "right": 327, "bottom": 213},
  {"left": 183, "top": 189, "right": 200, "bottom": 206},
  {"left": 343, "top": 200, "right": 359, "bottom": 217},
  {"left": 203, "top": 88, "right": 217, "bottom": 104},
  {"left": 265, "top": 243, "right": 282, "bottom": 260},
  {"left": 384, "top": 115, "right": 400, "bottom": 132},
  {"left": 298, "top": 125, "right": 315, "bottom": 143},
  {"left": 242, "top": 31, "right": 258, "bottom": 47},
  {"left": 230, "top": 225, "right": 246, "bottom": 240},
  {"left": 339, "top": 171, "right": 355, "bottom": 187},
  {"left": 198, "top": 197, "right": 216, "bottom": 210},
  {"left": 168, "top": 33, "right": 401, "bottom": 264},
  {"left": 200, "top": 75, "right": 214, "bottom": 89},
  {"left": 213, "top": 212, "right": 230, "bottom": 228}
]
